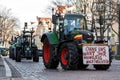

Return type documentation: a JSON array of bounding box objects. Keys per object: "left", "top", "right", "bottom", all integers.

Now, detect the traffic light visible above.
[{"left": 24, "top": 22, "right": 27, "bottom": 29}]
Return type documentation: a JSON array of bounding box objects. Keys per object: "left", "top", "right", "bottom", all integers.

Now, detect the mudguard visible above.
[{"left": 41, "top": 32, "right": 59, "bottom": 45}]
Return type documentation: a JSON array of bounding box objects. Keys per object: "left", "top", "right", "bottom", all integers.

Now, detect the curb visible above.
[{"left": 2, "top": 57, "right": 12, "bottom": 77}]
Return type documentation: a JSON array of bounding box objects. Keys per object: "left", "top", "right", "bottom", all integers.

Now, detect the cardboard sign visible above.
[{"left": 83, "top": 45, "right": 109, "bottom": 64}]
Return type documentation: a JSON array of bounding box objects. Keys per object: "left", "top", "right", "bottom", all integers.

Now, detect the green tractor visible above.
[
  {"left": 14, "top": 23, "right": 39, "bottom": 62},
  {"left": 41, "top": 8, "right": 112, "bottom": 70},
  {"left": 9, "top": 35, "right": 18, "bottom": 60},
  {"left": 9, "top": 43, "right": 15, "bottom": 59}
]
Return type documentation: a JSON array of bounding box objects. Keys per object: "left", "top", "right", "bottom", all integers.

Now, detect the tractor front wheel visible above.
[{"left": 59, "top": 43, "right": 79, "bottom": 70}]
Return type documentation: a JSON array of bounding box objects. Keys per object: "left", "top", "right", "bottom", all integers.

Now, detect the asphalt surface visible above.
[
  {"left": 0, "top": 56, "right": 31, "bottom": 80},
  {"left": 1, "top": 56, "right": 120, "bottom": 80}
]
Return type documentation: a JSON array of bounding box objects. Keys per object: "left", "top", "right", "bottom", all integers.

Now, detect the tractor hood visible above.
[
  {"left": 79, "top": 30, "right": 94, "bottom": 43},
  {"left": 69, "top": 30, "right": 94, "bottom": 43}
]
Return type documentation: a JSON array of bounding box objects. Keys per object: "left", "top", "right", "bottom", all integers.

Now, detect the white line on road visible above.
[{"left": 2, "top": 57, "right": 12, "bottom": 77}]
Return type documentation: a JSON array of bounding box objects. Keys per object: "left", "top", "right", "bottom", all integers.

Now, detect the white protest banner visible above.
[{"left": 83, "top": 45, "right": 109, "bottom": 64}]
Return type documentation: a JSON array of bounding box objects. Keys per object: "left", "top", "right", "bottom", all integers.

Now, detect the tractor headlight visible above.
[{"left": 26, "top": 47, "right": 30, "bottom": 50}]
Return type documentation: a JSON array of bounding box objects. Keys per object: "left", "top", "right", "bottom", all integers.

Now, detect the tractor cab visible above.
[
  {"left": 52, "top": 13, "right": 94, "bottom": 43},
  {"left": 22, "top": 33, "right": 32, "bottom": 46},
  {"left": 63, "top": 14, "right": 86, "bottom": 34}
]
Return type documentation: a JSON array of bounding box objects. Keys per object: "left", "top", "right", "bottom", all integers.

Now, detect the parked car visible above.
[{"left": 0, "top": 47, "right": 8, "bottom": 56}]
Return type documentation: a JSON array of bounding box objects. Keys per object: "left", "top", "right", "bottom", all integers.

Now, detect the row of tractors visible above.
[
  {"left": 9, "top": 23, "right": 39, "bottom": 62},
  {"left": 9, "top": 5, "right": 115, "bottom": 70}
]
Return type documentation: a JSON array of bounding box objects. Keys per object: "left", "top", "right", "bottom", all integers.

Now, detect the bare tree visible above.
[
  {"left": 50, "top": 0, "right": 94, "bottom": 13},
  {"left": 0, "top": 5, "right": 19, "bottom": 47},
  {"left": 41, "top": 0, "right": 77, "bottom": 15}
]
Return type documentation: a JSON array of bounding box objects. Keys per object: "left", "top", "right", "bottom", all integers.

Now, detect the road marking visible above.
[{"left": 2, "top": 57, "right": 12, "bottom": 77}]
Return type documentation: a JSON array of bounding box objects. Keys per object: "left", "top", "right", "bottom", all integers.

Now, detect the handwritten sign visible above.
[{"left": 83, "top": 46, "right": 109, "bottom": 64}]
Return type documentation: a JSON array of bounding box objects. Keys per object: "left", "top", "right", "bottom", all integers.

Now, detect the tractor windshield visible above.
[
  {"left": 23, "top": 34, "right": 35, "bottom": 44},
  {"left": 64, "top": 17, "right": 85, "bottom": 34}
]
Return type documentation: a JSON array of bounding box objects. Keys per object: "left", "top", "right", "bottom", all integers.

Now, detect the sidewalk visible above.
[
  {"left": 0, "top": 57, "right": 6, "bottom": 77},
  {"left": 0, "top": 57, "right": 24, "bottom": 80}
]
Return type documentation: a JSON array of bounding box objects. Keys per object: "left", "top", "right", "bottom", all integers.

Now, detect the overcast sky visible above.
[{"left": 0, "top": 0, "right": 52, "bottom": 25}]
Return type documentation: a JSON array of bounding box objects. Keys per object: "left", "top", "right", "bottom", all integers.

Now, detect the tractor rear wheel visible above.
[
  {"left": 9, "top": 48, "right": 15, "bottom": 59},
  {"left": 93, "top": 65, "right": 110, "bottom": 70},
  {"left": 59, "top": 43, "right": 79, "bottom": 70},
  {"left": 93, "top": 41, "right": 112, "bottom": 70},
  {"left": 43, "top": 38, "right": 59, "bottom": 69},
  {"left": 11, "top": 50, "right": 15, "bottom": 60},
  {"left": 16, "top": 48, "right": 21, "bottom": 62},
  {"left": 93, "top": 49, "right": 112, "bottom": 70},
  {"left": 9, "top": 48, "right": 12, "bottom": 58},
  {"left": 33, "top": 48, "right": 39, "bottom": 62}
]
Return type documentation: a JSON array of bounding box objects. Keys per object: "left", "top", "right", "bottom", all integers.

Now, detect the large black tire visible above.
[
  {"left": 78, "top": 58, "right": 88, "bottom": 70},
  {"left": 92, "top": 41, "right": 112, "bottom": 70},
  {"left": 93, "top": 65, "right": 110, "bottom": 70},
  {"left": 27, "top": 57, "right": 32, "bottom": 60},
  {"left": 9, "top": 48, "right": 12, "bottom": 58},
  {"left": 93, "top": 49, "right": 112, "bottom": 70},
  {"left": 16, "top": 48, "right": 21, "bottom": 62},
  {"left": 33, "top": 48, "right": 39, "bottom": 62},
  {"left": 59, "top": 43, "right": 79, "bottom": 70},
  {"left": 11, "top": 50, "right": 15, "bottom": 60},
  {"left": 43, "top": 38, "right": 59, "bottom": 69},
  {"left": 9, "top": 48, "right": 15, "bottom": 60},
  {"left": 78, "top": 49, "right": 88, "bottom": 70}
]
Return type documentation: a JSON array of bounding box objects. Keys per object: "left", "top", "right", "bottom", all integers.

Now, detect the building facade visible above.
[{"left": 35, "top": 17, "right": 52, "bottom": 49}]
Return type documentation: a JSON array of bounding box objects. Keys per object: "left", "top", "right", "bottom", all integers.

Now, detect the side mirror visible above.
[{"left": 52, "top": 14, "right": 63, "bottom": 25}]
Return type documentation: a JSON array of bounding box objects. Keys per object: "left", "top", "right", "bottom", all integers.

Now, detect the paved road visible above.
[{"left": 1, "top": 56, "right": 120, "bottom": 80}]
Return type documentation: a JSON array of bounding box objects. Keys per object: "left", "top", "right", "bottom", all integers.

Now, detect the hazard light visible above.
[{"left": 74, "top": 35, "right": 82, "bottom": 40}]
